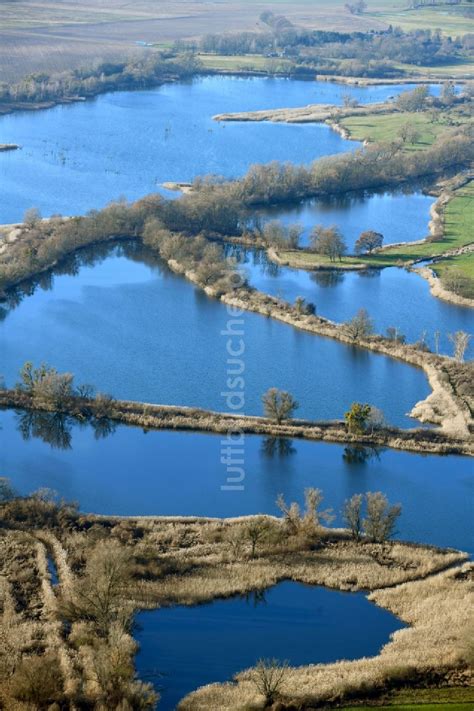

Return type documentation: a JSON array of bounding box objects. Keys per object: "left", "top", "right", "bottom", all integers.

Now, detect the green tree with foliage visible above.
[
  {"left": 354, "top": 230, "right": 384, "bottom": 254},
  {"left": 345, "top": 402, "right": 372, "bottom": 434}
]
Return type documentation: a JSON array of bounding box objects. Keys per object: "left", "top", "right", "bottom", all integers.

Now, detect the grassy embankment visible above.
[
  {"left": 198, "top": 53, "right": 284, "bottom": 73},
  {"left": 431, "top": 182, "right": 474, "bottom": 282},
  {"left": 341, "top": 685, "right": 474, "bottom": 708},
  {"left": 3, "top": 385, "right": 473, "bottom": 456}
]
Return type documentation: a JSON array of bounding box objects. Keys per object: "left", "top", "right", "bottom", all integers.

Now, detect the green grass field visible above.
[
  {"left": 340, "top": 112, "right": 445, "bottom": 151},
  {"left": 394, "top": 60, "right": 474, "bottom": 78},
  {"left": 340, "top": 106, "right": 474, "bottom": 152},
  {"left": 198, "top": 54, "right": 271, "bottom": 71},
  {"left": 366, "top": 4, "right": 474, "bottom": 36},
  {"left": 198, "top": 53, "right": 296, "bottom": 74},
  {"left": 341, "top": 705, "right": 474, "bottom": 710},
  {"left": 432, "top": 182, "right": 474, "bottom": 281}
]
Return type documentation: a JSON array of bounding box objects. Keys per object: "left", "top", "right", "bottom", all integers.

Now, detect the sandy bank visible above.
[
  {"left": 415, "top": 265, "right": 474, "bottom": 308},
  {"left": 214, "top": 100, "right": 393, "bottom": 124},
  {"left": 162, "top": 181, "right": 194, "bottom": 194}
]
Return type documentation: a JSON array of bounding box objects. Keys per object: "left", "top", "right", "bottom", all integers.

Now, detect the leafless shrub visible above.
[
  {"left": 343, "top": 494, "right": 363, "bottom": 541},
  {"left": 9, "top": 653, "right": 64, "bottom": 707},
  {"left": 363, "top": 492, "right": 401, "bottom": 543},
  {"left": 250, "top": 658, "right": 289, "bottom": 704},
  {"left": 448, "top": 330, "right": 471, "bottom": 363}
]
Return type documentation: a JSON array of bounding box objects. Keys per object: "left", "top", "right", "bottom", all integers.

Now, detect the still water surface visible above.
[
  {"left": 135, "top": 581, "right": 403, "bottom": 711},
  {"left": 2, "top": 410, "right": 472, "bottom": 552},
  {"left": 0, "top": 244, "right": 430, "bottom": 425},
  {"left": 0, "top": 76, "right": 442, "bottom": 222},
  {"left": 234, "top": 248, "right": 473, "bottom": 355}
]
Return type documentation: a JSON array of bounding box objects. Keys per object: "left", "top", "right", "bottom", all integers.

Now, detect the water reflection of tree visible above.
[
  {"left": 310, "top": 270, "right": 345, "bottom": 288},
  {"left": 358, "top": 269, "right": 381, "bottom": 280},
  {"left": 261, "top": 437, "right": 296, "bottom": 458},
  {"left": 343, "top": 445, "right": 381, "bottom": 465},
  {"left": 1, "top": 239, "right": 154, "bottom": 320},
  {"left": 16, "top": 410, "right": 75, "bottom": 450},
  {"left": 244, "top": 588, "right": 267, "bottom": 607},
  {"left": 15, "top": 410, "right": 116, "bottom": 450}
]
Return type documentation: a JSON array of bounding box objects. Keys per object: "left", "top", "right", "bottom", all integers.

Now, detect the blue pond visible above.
[
  {"left": 135, "top": 581, "right": 403, "bottom": 711},
  {"left": 258, "top": 187, "right": 435, "bottom": 251}
]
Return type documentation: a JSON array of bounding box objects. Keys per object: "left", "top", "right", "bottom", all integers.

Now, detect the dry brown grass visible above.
[
  {"left": 0, "top": 511, "right": 470, "bottom": 710},
  {"left": 179, "top": 562, "right": 473, "bottom": 710}
]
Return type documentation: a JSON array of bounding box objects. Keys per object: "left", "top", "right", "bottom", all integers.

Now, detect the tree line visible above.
[
  {"left": 1, "top": 124, "right": 472, "bottom": 297},
  {"left": 175, "top": 25, "right": 473, "bottom": 78},
  {"left": 0, "top": 53, "right": 200, "bottom": 105}
]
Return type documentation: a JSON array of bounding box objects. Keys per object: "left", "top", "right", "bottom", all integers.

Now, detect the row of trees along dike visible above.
[
  {"left": 6, "top": 363, "right": 387, "bottom": 435},
  {"left": 261, "top": 220, "right": 384, "bottom": 256},
  {"left": 0, "top": 53, "right": 200, "bottom": 105},
  {"left": 175, "top": 24, "right": 474, "bottom": 79},
  {"left": 262, "top": 387, "right": 387, "bottom": 434},
  {"left": 3, "top": 364, "right": 471, "bottom": 452}
]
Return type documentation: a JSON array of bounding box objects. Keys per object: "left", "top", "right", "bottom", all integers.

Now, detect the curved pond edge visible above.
[
  {"left": 258, "top": 172, "right": 474, "bottom": 309},
  {"left": 162, "top": 253, "right": 472, "bottom": 439},
  {"left": 0, "top": 223, "right": 471, "bottom": 438},
  {"left": 37, "top": 513, "right": 469, "bottom": 711}
]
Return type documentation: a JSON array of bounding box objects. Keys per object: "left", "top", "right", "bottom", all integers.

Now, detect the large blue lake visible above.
[
  {"left": 0, "top": 244, "right": 430, "bottom": 426},
  {"left": 0, "top": 76, "right": 442, "bottom": 223},
  {"left": 0, "top": 75, "right": 471, "bottom": 709}
]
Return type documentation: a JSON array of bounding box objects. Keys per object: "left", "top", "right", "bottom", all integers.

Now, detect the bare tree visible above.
[
  {"left": 310, "top": 225, "right": 347, "bottom": 262},
  {"left": 276, "top": 488, "right": 333, "bottom": 536},
  {"left": 397, "top": 122, "right": 420, "bottom": 145},
  {"left": 251, "top": 659, "right": 288, "bottom": 704},
  {"left": 363, "top": 492, "right": 401, "bottom": 543},
  {"left": 343, "top": 494, "right": 364, "bottom": 541},
  {"left": 448, "top": 331, "right": 471, "bottom": 362},
  {"left": 366, "top": 406, "right": 386, "bottom": 433},
  {"left": 243, "top": 517, "right": 275, "bottom": 558},
  {"left": 262, "top": 388, "right": 299, "bottom": 424},
  {"left": 23, "top": 207, "right": 42, "bottom": 227},
  {"left": 355, "top": 230, "right": 384, "bottom": 254},
  {"left": 344, "top": 308, "right": 374, "bottom": 341},
  {"left": 62, "top": 540, "right": 133, "bottom": 636}
]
